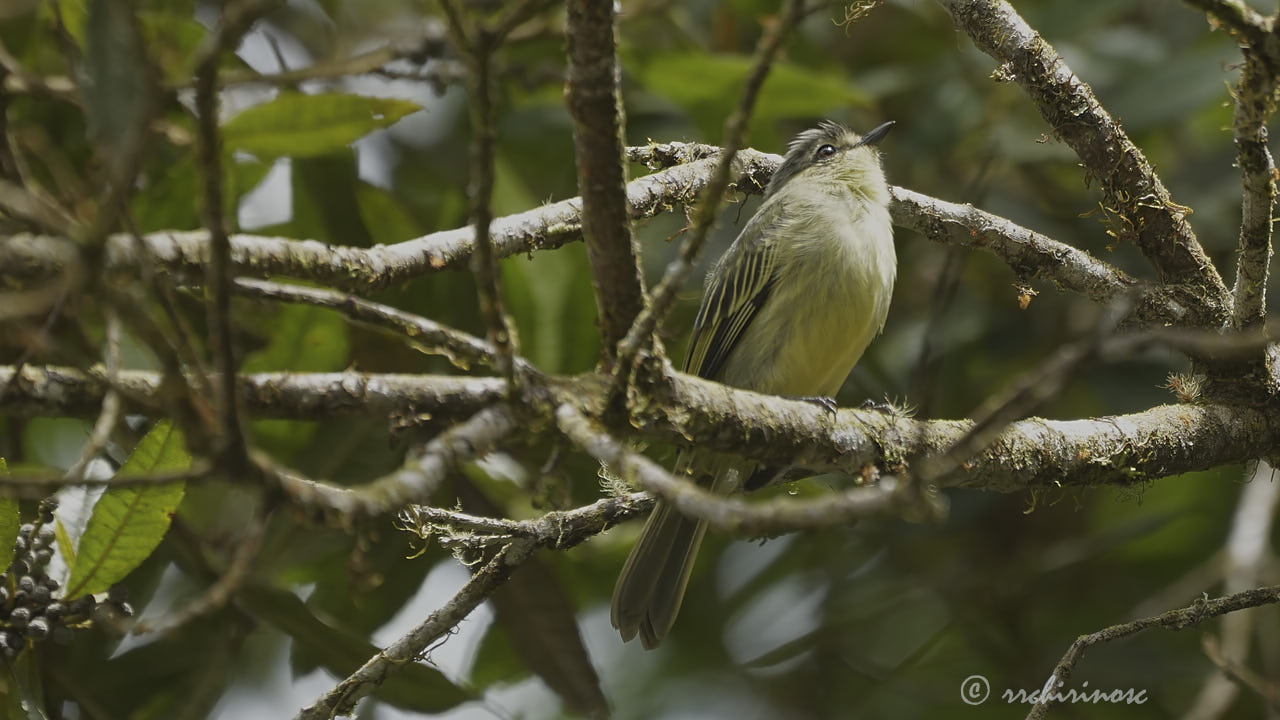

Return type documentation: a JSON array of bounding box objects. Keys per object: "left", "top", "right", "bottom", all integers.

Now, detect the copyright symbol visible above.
[{"left": 960, "top": 675, "right": 990, "bottom": 705}]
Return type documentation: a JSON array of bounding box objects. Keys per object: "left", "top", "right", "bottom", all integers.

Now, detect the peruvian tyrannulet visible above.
[{"left": 612, "top": 120, "right": 897, "bottom": 649}]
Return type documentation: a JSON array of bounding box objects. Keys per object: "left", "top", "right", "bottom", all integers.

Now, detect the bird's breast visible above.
[{"left": 719, "top": 197, "right": 896, "bottom": 397}]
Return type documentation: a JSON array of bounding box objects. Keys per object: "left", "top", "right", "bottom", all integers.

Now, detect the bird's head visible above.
[{"left": 765, "top": 120, "right": 894, "bottom": 202}]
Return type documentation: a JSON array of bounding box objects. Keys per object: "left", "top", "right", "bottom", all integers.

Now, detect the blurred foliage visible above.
[{"left": 0, "top": 0, "right": 1277, "bottom": 718}]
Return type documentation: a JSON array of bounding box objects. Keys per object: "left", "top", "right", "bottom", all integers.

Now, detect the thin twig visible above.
[
  {"left": 192, "top": 0, "right": 282, "bottom": 469},
  {"left": 439, "top": 0, "right": 533, "bottom": 383},
  {"left": 294, "top": 541, "right": 534, "bottom": 720},
  {"left": 266, "top": 405, "right": 518, "bottom": 519},
  {"left": 1025, "top": 585, "right": 1280, "bottom": 719},
  {"left": 132, "top": 509, "right": 268, "bottom": 636},
  {"left": 0, "top": 465, "right": 215, "bottom": 498},
  {"left": 230, "top": 278, "right": 501, "bottom": 371},
  {"left": 1183, "top": 463, "right": 1280, "bottom": 719},
  {"left": 62, "top": 308, "right": 123, "bottom": 483}
]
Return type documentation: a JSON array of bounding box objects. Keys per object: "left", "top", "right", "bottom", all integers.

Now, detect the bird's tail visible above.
[{"left": 611, "top": 461, "right": 737, "bottom": 649}]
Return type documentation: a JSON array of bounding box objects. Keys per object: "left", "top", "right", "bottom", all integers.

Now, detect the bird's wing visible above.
[{"left": 682, "top": 203, "right": 785, "bottom": 380}]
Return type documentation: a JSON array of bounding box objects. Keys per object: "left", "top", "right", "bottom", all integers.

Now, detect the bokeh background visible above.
[{"left": 1, "top": 0, "right": 1277, "bottom": 718}]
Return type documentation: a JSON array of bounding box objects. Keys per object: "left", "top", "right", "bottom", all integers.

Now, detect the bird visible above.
[{"left": 611, "top": 119, "right": 897, "bottom": 649}]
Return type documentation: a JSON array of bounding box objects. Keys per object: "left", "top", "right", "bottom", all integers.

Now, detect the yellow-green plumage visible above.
[{"left": 612, "top": 120, "right": 897, "bottom": 649}]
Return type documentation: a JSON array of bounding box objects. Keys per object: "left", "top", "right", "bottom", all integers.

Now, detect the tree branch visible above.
[
  {"left": 939, "top": 0, "right": 1229, "bottom": 324},
  {"left": 565, "top": 0, "right": 646, "bottom": 366},
  {"left": 400, "top": 491, "right": 653, "bottom": 552},
  {"left": 1025, "top": 585, "right": 1280, "bottom": 720},
  {"left": 555, "top": 404, "right": 944, "bottom": 535},
  {"left": 1227, "top": 47, "right": 1277, "bottom": 329},
  {"left": 191, "top": 0, "right": 282, "bottom": 470},
  {"left": 440, "top": 0, "right": 520, "bottom": 381},
  {"left": 4, "top": 364, "right": 1278, "bottom": 496},
  {"left": 0, "top": 365, "right": 503, "bottom": 421},
  {"left": 266, "top": 405, "right": 518, "bottom": 519},
  {"left": 889, "top": 187, "right": 1183, "bottom": 324},
  {"left": 3, "top": 150, "right": 1158, "bottom": 322},
  {"left": 294, "top": 541, "right": 533, "bottom": 720},
  {"left": 231, "top": 278, "right": 500, "bottom": 371}
]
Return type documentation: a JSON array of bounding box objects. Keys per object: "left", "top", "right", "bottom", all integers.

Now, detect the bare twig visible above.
[
  {"left": 191, "top": 0, "right": 282, "bottom": 469},
  {"left": 267, "top": 405, "right": 518, "bottom": 519},
  {"left": 62, "top": 308, "right": 123, "bottom": 483},
  {"left": 294, "top": 541, "right": 534, "bottom": 720},
  {"left": 439, "top": 0, "right": 545, "bottom": 383},
  {"left": 0, "top": 465, "right": 215, "bottom": 498},
  {"left": 565, "top": 0, "right": 647, "bottom": 366},
  {"left": 1025, "top": 585, "right": 1280, "bottom": 720},
  {"left": 1183, "top": 463, "right": 1280, "bottom": 719},
  {"left": 132, "top": 510, "right": 268, "bottom": 636},
  {"left": 230, "top": 278, "right": 501, "bottom": 371}
]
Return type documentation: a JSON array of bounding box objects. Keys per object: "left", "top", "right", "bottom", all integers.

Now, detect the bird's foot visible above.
[
  {"left": 859, "top": 397, "right": 895, "bottom": 413},
  {"left": 788, "top": 395, "right": 839, "bottom": 415}
]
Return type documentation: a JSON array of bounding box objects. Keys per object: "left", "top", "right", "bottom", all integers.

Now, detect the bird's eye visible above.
[{"left": 815, "top": 144, "right": 838, "bottom": 160}]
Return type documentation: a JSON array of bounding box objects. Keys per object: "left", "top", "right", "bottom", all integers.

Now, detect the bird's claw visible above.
[{"left": 789, "top": 395, "right": 839, "bottom": 415}]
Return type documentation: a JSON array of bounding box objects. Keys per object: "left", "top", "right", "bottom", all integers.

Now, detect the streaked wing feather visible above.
[{"left": 683, "top": 234, "right": 779, "bottom": 380}]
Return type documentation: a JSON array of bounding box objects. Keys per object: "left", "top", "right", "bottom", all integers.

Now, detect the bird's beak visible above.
[{"left": 858, "top": 120, "right": 895, "bottom": 147}]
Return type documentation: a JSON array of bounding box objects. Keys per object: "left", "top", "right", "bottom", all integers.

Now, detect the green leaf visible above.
[
  {"left": 0, "top": 458, "right": 18, "bottom": 574},
  {"left": 65, "top": 422, "right": 189, "bottom": 599},
  {"left": 241, "top": 584, "right": 471, "bottom": 713},
  {"left": 222, "top": 92, "right": 421, "bottom": 159},
  {"left": 631, "top": 52, "right": 868, "bottom": 139},
  {"left": 242, "top": 302, "right": 350, "bottom": 374},
  {"left": 137, "top": 11, "right": 207, "bottom": 85}
]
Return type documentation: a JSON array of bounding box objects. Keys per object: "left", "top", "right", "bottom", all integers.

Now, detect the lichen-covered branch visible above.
[
  {"left": 8, "top": 364, "right": 1276, "bottom": 496},
  {"left": 400, "top": 491, "right": 653, "bottom": 552},
  {"left": 889, "top": 187, "right": 1183, "bottom": 324},
  {"left": 555, "top": 404, "right": 942, "bottom": 535},
  {"left": 1227, "top": 48, "right": 1277, "bottom": 329},
  {"left": 940, "top": 0, "right": 1229, "bottom": 324},
  {"left": 2, "top": 149, "right": 1150, "bottom": 323},
  {"left": 0, "top": 365, "right": 503, "bottom": 421},
  {"left": 565, "top": 0, "right": 647, "bottom": 365},
  {"left": 0, "top": 149, "right": 778, "bottom": 291}
]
